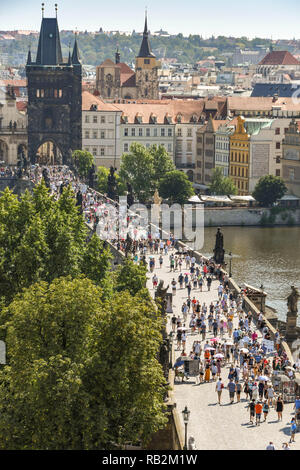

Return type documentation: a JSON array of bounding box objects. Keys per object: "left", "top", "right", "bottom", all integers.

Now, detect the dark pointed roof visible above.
[
  {"left": 27, "top": 48, "right": 32, "bottom": 65},
  {"left": 35, "top": 17, "right": 63, "bottom": 65},
  {"left": 137, "top": 14, "right": 155, "bottom": 58},
  {"left": 72, "top": 35, "right": 81, "bottom": 64}
]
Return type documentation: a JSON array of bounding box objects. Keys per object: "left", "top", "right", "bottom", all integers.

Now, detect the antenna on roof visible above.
[
  {"left": 41, "top": 3, "right": 45, "bottom": 18},
  {"left": 55, "top": 3, "right": 58, "bottom": 18}
]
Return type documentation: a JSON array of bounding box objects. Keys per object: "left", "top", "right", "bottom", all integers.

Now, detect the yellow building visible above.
[{"left": 229, "top": 116, "right": 250, "bottom": 195}]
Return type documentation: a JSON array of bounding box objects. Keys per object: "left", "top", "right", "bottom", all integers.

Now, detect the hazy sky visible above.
[{"left": 0, "top": 0, "right": 300, "bottom": 39}]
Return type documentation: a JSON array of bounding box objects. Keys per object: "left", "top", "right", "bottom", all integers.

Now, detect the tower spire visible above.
[
  {"left": 42, "top": 2, "right": 44, "bottom": 18},
  {"left": 137, "top": 10, "right": 155, "bottom": 58},
  {"left": 27, "top": 44, "right": 32, "bottom": 65},
  {"left": 68, "top": 41, "right": 72, "bottom": 65},
  {"left": 115, "top": 45, "right": 120, "bottom": 64},
  {"left": 55, "top": 3, "right": 58, "bottom": 18},
  {"left": 72, "top": 32, "right": 81, "bottom": 65},
  {"left": 144, "top": 7, "right": 148, "bottom": 34}
]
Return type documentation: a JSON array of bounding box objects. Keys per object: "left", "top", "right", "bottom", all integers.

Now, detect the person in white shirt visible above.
[{"left": 215, "top": 378, "right": 224, "bottom": 404}]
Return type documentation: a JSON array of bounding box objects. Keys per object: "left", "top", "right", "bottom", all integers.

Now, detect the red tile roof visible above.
[
  {"left": 259, "top": 51, "right": 300, "bottom": 66},
  {"left": 82, "top": 91, "right": 120, "bottom": 111},
  {"left": 120, "top": 73, "right": 136, "bottom": 87}
]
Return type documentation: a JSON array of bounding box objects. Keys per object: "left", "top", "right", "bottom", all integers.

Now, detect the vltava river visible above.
[{"left": 193, "top": 226, "right": 300, "bottom": 324}]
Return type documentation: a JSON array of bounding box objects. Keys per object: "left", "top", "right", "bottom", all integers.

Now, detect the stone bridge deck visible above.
[{"left": 146, "top": 248, "right": 299, "bottom": 451}]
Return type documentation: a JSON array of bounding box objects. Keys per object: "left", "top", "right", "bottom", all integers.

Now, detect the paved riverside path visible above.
[{"left": 145, "top": 247, "right": 299, "bottom": 451}]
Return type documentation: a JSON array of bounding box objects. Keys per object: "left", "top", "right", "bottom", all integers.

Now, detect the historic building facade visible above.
[
  {"left": 82, "top": 91, "right": 122, "bottom": 169},
  {"left": 282, "top": 119, "right": 300, "bottom": 197},
  {"left": 0, "top": 86, "right": 27, "bottom": 165},
  {"left": 26, "top": 13, "right": 82, "bottom": 164},
  {"left": 96, "top": 15, "right": 159, "bottom": 101},
  {"left": 229, "top": 116, "right": 250, "bottom": 195}
]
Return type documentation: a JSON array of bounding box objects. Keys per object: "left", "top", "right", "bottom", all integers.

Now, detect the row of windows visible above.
[
  {"left": 124, "top": 127, "right": 173, "bottom": 137},
  {"left": 215, "top": 154, "right": 228, "bottom": 163},
  {"left": 234, "top": 179, "right": 248, "bottom": 191},
  {"left": 84, "top": 130, "right": 114, "bottom": 139},
  {"left": 176, "top": 142, "right": 193, "bottom": 153},
  {"left": 36, "top": 88, "right": 63, "bottom": 98},
  {"left": 216, "top": 141, "right": 229, "bottom": 150},
  {"left": 85, "top": 115, "right": 109, "bottom": 124},
  {"left": 178, "top": 128, "right": 193, "bottom": 137},
  {"left": 231, "top": 152, "right": 249, "bottom": 164},
  {"left": 231, "top": 142, "right": 248, "bottom": 148},
  {"left": 230, "top": 166, "right": 249, "bottom": 178},
  {"left": 123, "top": 142, "right": 172, "bottom": 153},
  {"left": 84, "top": 146, "right": 114, "bottom": 157}
]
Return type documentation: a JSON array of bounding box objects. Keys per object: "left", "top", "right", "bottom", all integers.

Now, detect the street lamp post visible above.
[
  {"left": 182, "top": 406, "right": 190, "bottom": 450},
  {"left": 229, "top": 252, "right": 232, "bottom": 278},
  {"left": 168, "top": 331, "right": 173, "bottom": 369}
]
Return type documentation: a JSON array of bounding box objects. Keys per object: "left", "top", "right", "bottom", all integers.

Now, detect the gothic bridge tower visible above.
[{"left": 26, "top": 5, "right": 82, "bottom": 165}]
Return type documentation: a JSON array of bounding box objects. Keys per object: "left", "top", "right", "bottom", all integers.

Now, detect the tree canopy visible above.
[
  {"left": 0, "top": 179, "right": 168, "bottom": 449},
  {"left": 119, "top": 143, "right": 177, "bottom": 203},
  {"left": 0, "top": 276, "right": 167, "bottom": 449},
  {"left": 209, "top": 167, "right": 238, "bottom": 195},
  {"left": 253, "top": 175, "right": 287, "bottom": 207},
  {"left": 0, "top": 182, "right": 111, "bottom": 304},
  {"left": 158, "top": 170, "right": 195, "bottom": 205},
  {"left": 72, "top": 150, "right": 94, "bottom": 179}
]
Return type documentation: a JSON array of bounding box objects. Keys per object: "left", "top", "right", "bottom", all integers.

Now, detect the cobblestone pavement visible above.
[{"left": 146, "top": 248, "right": 300, "bottom": 451}]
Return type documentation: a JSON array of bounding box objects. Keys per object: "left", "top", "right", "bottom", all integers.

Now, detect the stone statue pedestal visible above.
[{"left": 286, "top": 311, "right": 298, "bottom": 344}]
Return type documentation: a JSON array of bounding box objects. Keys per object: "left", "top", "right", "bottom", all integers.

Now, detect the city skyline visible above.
[{"left": 1, "top": 0, "right": 300, "bottom": 39}]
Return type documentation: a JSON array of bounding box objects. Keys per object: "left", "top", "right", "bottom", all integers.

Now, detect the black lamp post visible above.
[
  {"left": 229, "top": 252, "right": 232, "bottom": 278},
  {"left": 182, "top": 406, "right": 190, "bottom": 450},
  {"left": 168, "top": 331, "right": 173, "bottom": 369}
]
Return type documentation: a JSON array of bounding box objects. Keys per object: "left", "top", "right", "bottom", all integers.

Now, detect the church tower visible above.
[
  {"left": 26, "top": 5, "right": 82, "bottom": 165},
  {"left": 135, "top": 12, "right": 159, "bottom": 100}
]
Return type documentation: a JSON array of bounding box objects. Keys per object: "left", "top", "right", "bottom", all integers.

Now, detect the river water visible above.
[{"left": 191, "top": 226, "right": 300, "bottom": 324}]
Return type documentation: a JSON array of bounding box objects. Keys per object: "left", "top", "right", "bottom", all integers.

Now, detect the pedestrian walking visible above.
[
  {"left": 255, "top": 401, "right": 263, "bottom": 426},
  {"left": 227, "top": 379, "right": 236, "bottom": 404},
  {"left": 215, "top": 378, "right": 224, "bottom": 404},
  {"left": 262, "top": 400, "right": 269, "bottom": 422},
  {"left": 236, "top": 380, "right": 242, "bottom": 403},
  {"left": 248, "top": 399, "right": 256, "bottom": 424},
  {"left": 289, "top": 418, "right": 297, "bottom": 443},
  {"left": 276, "top": 395, "right": 284, "bottom": 421}
]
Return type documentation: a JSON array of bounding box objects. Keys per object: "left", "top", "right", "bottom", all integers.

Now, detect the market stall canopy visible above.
[
  {"left": 229, "top": 195, "right": 256, "bottom": 202},
  {"left": 200, "top": 195, "right": 231, "bottom": 203},
  {"left": 188, "top": 195, "right": 202, "bottom": 203}
]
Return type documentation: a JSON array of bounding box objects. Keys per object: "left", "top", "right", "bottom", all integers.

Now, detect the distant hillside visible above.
[{"left": 0, "top": 32, "right": 280, "bottom": 67}]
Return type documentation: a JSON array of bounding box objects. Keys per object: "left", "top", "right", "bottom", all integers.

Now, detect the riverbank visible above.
[{"left": 169, "top": 206, "right": 300, "bottom": 228}]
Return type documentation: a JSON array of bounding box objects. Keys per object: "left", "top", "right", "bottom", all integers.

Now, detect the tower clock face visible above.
[{"left": 49, "top": 33, "right": 53, "bottom": 38}]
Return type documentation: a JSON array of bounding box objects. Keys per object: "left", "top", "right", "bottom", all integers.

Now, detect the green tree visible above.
[
  {"left": 0, "top": 277, "right": 167, "bottom": 449},
  {"left": 97, "top": 166, "right": 110, "bottom": 193},
  {"left": 119, "top": 143, "right": 155, "bottom": 203},
  {"left": 253, "top": 175, "right": 287, "bottom": 207},
  {"left": 0, "top": 182, "right": 110, "bottom": 303},
  {"left": 149, "top": 145, "right": 176, "bottom": 183},
  {"left": 72, "top": 150, "right": 94, "bottom": 179},
  {"left": 115, "top": 258, "right": 148, "bottom": 297},
  {"left": 158, "top": 170, "right": 195, "bottom": 205},
  {"left": 209, "top": 167, "right": 238, "bottom": 195}
]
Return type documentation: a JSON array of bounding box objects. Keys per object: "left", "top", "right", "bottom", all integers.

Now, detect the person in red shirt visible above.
[{"left": 255, "top": 401, "right": 263, "bottom": 426}]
